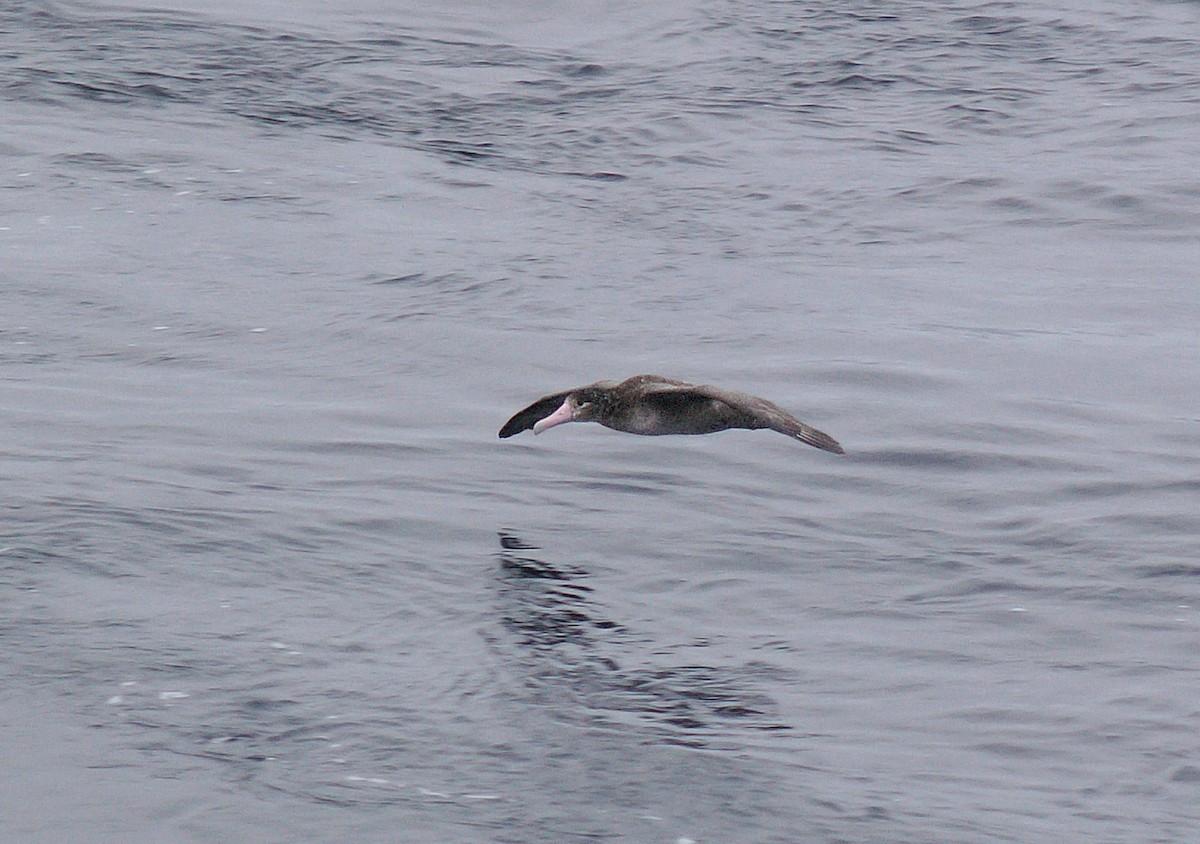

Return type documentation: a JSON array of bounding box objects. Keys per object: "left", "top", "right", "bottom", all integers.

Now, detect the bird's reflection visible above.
[
  {"left": 493, "top": 531, "right": 788, "bottom": 746},
  {"left": 496, "top": 530, "right": 621, "bottom": 650}
]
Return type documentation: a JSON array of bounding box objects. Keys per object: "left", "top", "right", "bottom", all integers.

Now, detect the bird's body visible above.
[{"left": 499, "top": 374, "right": 844, "bottom": 454}]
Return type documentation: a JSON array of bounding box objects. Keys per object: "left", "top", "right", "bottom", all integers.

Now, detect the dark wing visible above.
[
  {"left": 619, "top": 373, "right": 694, "bottom": 389},
  {"left": 690, "top": 385, "right": 845, "bottom": 454},
  {"left": 498, "top": 390, "right": 573, "bottom": 438}
]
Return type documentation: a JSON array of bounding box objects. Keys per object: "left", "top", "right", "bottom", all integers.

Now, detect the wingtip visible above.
[
  {"left": 818, "top": 436, "right": 845, "bottom": 455},
  {"left": 498, "top": 419, "right": 531, "bottom": 438},
  {"left": 795, "top": 427, "right": 844, "bottom": 455},
  {"left": 812, "top": 438, "right": 845, "bottom": 455}
]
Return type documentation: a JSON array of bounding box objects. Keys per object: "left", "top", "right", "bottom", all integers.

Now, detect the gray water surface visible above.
[{"left": 3, "top": 1, "right": 1200, "bottom": 842}]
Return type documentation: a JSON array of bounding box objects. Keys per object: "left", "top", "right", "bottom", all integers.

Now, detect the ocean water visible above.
[{"left": 2, "top": 1, "right": 1199, "bottom": 841}]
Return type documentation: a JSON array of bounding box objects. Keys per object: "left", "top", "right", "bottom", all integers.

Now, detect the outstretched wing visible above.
[
  {"left": 690, "top": 385, "right": 845, "bottom": 454},
  {"left": 498, "top": 390, "right": 574, "bottom": 438}
]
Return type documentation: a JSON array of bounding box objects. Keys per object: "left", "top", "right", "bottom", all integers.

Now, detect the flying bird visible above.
[{"left": 499, "top": 374, "right": 844, "bottom": 454}]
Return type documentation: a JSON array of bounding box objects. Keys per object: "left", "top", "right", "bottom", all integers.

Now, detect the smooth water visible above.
[{"left": 3, "top": 1, "right": 1200, "bottom": 842}]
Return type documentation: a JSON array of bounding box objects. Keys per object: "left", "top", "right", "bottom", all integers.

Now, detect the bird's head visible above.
[{"left": 532, "top": 388, "right": 608, "bottom": 433}]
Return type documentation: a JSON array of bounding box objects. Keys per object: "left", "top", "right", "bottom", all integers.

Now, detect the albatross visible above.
[{"left": 498, "top": 374, "right": 844, "bottom": 454}]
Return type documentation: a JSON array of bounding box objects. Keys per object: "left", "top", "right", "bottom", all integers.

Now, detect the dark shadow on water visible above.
[
  {"left": 494, "top": 531, "right": 788, "bottom": 746},
  {"left": 496, "top": 530, "right": 615, "bottom": 650}
]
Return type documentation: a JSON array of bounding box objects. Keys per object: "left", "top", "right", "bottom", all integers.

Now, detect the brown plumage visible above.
[{"left": 499, "top": 374, "right": 844, "bottom": 454}]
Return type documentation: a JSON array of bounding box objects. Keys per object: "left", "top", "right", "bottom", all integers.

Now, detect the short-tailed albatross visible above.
[{"left": 498, "top": 374, "right": 844, "bottom": 454}]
